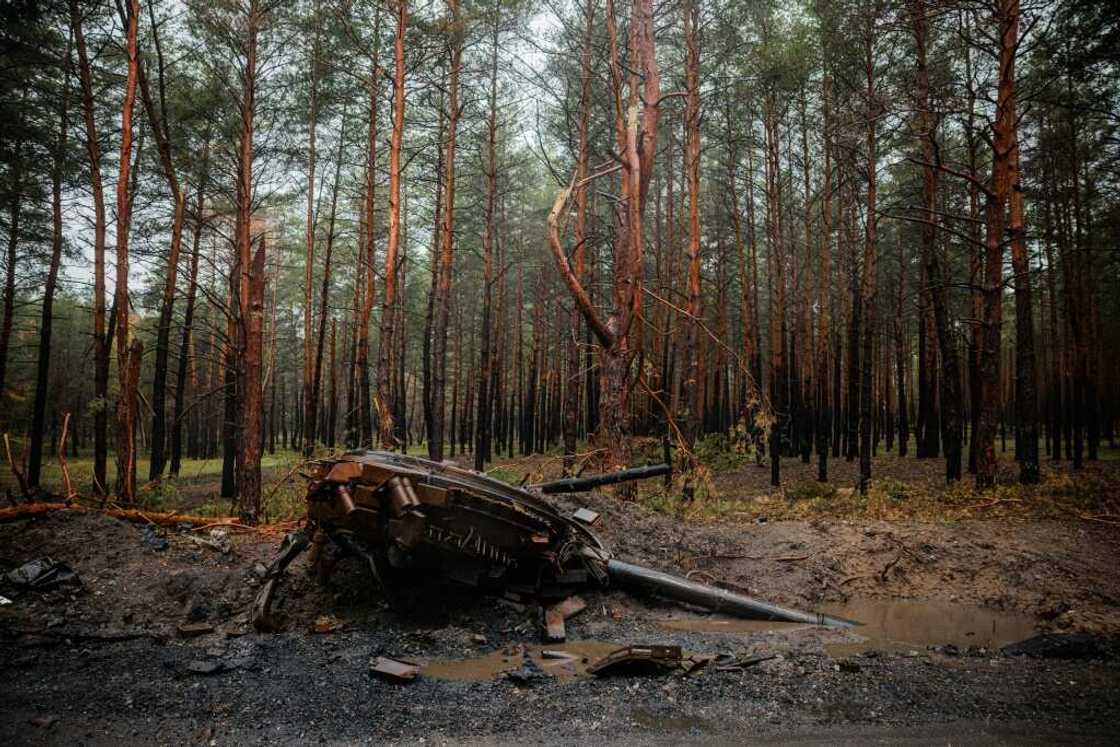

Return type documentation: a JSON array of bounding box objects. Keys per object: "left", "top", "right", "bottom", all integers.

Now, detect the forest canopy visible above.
[{"left": 0, "top": 0, "right": 1117, "bottom": 522}]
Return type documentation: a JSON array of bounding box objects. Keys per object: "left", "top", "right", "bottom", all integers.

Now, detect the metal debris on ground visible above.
[
  {"left": 587, "top": 645, "right": 685, "bottom": 676},
  {"left": 370, "top": 656, "right": 421, "bottom": 682},
  {"left": 312, "top": 615, "right": 344, "bottom": 634},
  {"left": 713, "top": 652, "right": 776, "bottom": 671},
  {"left": 186, "top": 660, "right": 224, "bottom": 675},
  {"left": 187, "top": 529, "right": 232, "bottom": 554},
  {"left": 543, "top": 595, "right": 588, "bottom": 643},
  {"left": 571, "top": 508, "right": 601, "bottom": 526},
  {"left": 6, "top": 558, "right": 80, "bottom": 590},
  {"left": 141, "top": 525, "right": 169, "bottom": 551},
  {"left": 177, "top": 622, "right": 215, "bottom": 638},
  {"left": 0, "top": 594, "right": 12, "bottom": 605},
  {"left": 250, "top": 450, "right": 857, "bottom": 633},
  {"left": 505, "top": 655, "right": 550, "bottom": 685}
]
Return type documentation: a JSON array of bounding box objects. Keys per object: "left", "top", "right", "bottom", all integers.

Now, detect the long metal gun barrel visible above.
[
  {"left": 534, "top": 463, "right": 672, "bottom": 494},
  {"left": 606, "top": 559, "right": 858, "bottom": 627}
]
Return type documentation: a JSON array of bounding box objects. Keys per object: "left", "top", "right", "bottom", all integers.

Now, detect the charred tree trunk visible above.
[
  {"left": 72, "top": 0, "right": 110, "bottom": 496},
  {"left": 28, "top": 52, "right": 70, "bottom": 489},
  {"left": 170, "top": 148, "right": 209, "bottom": 477}
]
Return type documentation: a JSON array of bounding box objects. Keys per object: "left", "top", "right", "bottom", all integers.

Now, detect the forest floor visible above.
[{"left": 2, "top": 448, "right": 1119, "bottom": 744}]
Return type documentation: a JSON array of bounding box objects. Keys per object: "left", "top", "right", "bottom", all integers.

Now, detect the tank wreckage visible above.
[{"left": 251, "top": 450, "right": 857, "bottom": 632}]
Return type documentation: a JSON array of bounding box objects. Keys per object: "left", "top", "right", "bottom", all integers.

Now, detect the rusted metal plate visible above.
[
  {"left": 370, "top": 656, "right": 420, "bottom": 682},
  {"left": 586, "top": 645, "right": 683, "bottom": 676},
  {"left": 544, "top": 606, "right": 566, "bottom": 642}
]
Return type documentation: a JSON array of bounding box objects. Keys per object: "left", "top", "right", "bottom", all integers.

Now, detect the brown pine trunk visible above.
[
  {"left": 976, "top": 0, "right": 1019, "bottom": 489},
  {"left": 816, "top": 74, "right": 833, "bottom": 480},
  {"left": 562, "top": 0, "right": 594, "bottom": 476},
  {"left": 475, "top": 1, "right": 501, "bottom": 472},
  {"left": 114, "top": 0, "right": 142, "bottom": 505},
  {"left": 681, "top": 0, "right": 702, "bottom": 492},
  {"left": 376, "top": 0, "right": 406, "bottom": 449},
  {"left": 356, "top": 17, "right": 381, "bottom": 449},
  {"left": 301, "top": 0, "right": 322, "bottom": 456},
  {"left": 429, "top": 0, "right": 461, "bottom": 463},
  {"left": 236, "top": 0, "right": 263, "bottom": 523},
  {"left": 309, "top": 118, "right": 345, "bottom": 455},
  {"left": 764, "top": 90, "right": 784, "bottom": 488},
  {"left": 858, "top": 29, "right": 878, "bottom": 495},
  {"left": 1008, "top": 131, "right": 1038, "bottom": 482}
]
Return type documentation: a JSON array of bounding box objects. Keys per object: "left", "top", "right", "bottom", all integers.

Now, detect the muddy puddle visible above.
[
  {"left": 659, "top": 597, "right": 1037, "bottom": 657},
  {"left": 420, "top": 640, "right": 622, "bottom": 682}
]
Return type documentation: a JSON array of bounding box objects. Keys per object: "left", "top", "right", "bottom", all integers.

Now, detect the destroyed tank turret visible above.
[{"left": 251, "top": 450, "right": 856, "bottom": 631}]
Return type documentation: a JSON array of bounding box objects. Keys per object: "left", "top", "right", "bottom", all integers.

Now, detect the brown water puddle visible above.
[
  {"left": 658, "top": 597, "right": 1037, "bottom": 657},
  {"left": 420, "top": 640, "right": 622, "bottom": 682}
]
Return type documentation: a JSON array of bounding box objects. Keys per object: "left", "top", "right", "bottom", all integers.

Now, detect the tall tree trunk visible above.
[
  {"left": 681, "top": 0, "right": 702, "bottom": 496},
  {"left": 170, "top": 145, "right": 209, "bottom": 477},
  {"left": 139, "top": 4, "right": 185, "bottom": 482},
  {"left": 28, "top": 48, "right": 71, "bottom": 489},
  {"left": 816, "top": 73, "right": 833, "bottom": 481},
  {"left": 475, "top": 0, "right": 501, "bottom": 472},
  {"left": 71, "top": 0, "right": 110, "bottom": 495},
  {"left": 562, "top": 0, "right": 594, "bottom": 476},
  {"left": 1009, "top": 127, "right": 1038, "bottom": 482},
  {"left": 429, "top": 0, "right": 461, "bottom": 463},
  {"left": 309, "top": 118, "right": 345, "bottom": 454},
  {"left": 356, "top": 19, "right": 381, "bottom": 449},
  {"left": 376, "top": 0, "right": 406, "bottom": 449},
  {"left": 302, "top": 0, "right": 322, "bottom": 456},
  {"left": 858, "top": 29, "right": 878, "bottom": 495},
  {"left": 764, "top": 91, "right": 784, "bottom": 487},
  {"left": 236, "top": 0, "right": 264, "bottom": 523},
  {"left": 0, "top": 144, "right": 21, "bottom": 418},
  {"left": 913, "top": 0, "right": 963, "bottom": 482},
  {"left": 114, "top": 0, "right": 142, "bottom": 505},
  {"left": 976, "top": 0, "right": 1018, "bottom": 488}
]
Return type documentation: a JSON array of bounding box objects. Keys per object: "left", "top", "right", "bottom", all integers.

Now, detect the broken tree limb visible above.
[
  {"left": 4, "top": 433, "right": 30, "bottom": 501},
  {"left": 0, "top": 501, "right": 295, "bottom": 532},
  {"left": 57, "top": 413, "right": 75, "bottom": 504}
]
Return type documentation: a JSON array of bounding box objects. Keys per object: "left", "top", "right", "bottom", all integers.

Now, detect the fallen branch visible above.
[
  {"left": 0, "top": 501, "right": 239, "bottom": 529},
  {"left": 959, "top": 497, "right": 1024, "bottom": 512},
  {"left": 701, "top": 552, "right": 814, "bottom": 563}
]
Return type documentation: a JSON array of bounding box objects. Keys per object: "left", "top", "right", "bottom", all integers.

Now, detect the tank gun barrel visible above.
[
  {"left": 534, "top": 463, "right": 672, "bottom": 494},
  {"left": 606, "top": 559, "right": 858, "bottom": 627}
]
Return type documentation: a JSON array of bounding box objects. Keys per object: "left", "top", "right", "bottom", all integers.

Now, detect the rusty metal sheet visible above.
[
  {"left": 587, "top": 645, "right": 683, "bottom": 676},
  {"left": 370, "top": 656, "right": 420, "bottom": 682}
]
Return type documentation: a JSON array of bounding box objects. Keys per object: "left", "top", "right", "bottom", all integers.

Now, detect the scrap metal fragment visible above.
[
  {"left": 542, "top": 595, "right": 587, "bottom": 643},
  {"left": 6, "top": 558, "right": 80, "bottom": 590},
  {"left": 587, "top": 645, "right": 684, "bottom": 676},
  {"left": 572, "top": 508, "right": 600, "bottom": 526},
  {"left": 370, "top": 656, "right": 420, "bottom": 682},
  {"left": 177, "top": 622, "right": 215, "bottom": 638}
]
